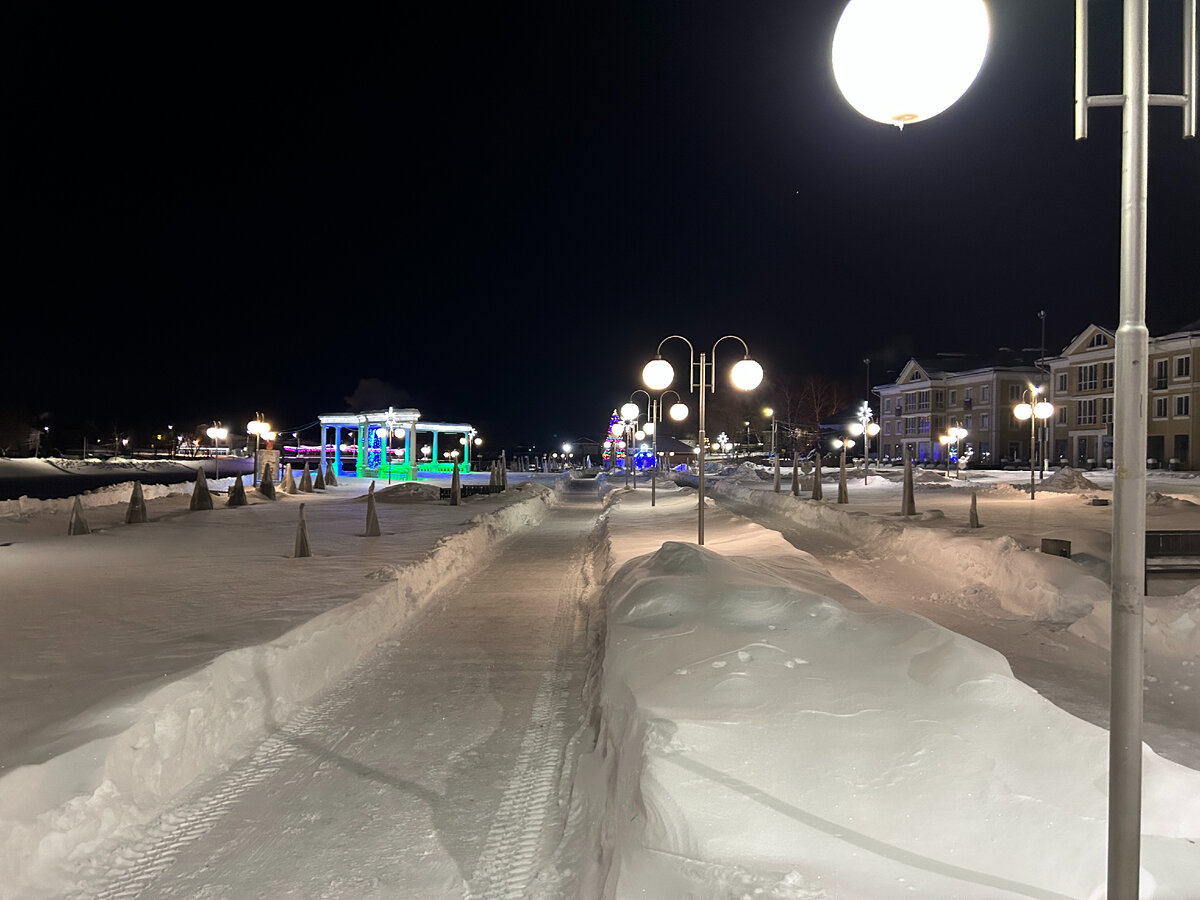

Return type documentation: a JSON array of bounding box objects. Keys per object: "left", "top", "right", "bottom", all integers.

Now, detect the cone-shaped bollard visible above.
[
  {"left": 294, "top": 503, "right": 312, "bottom": 558},
  {"left": 226, "top": 476, "right": 248, "bottom": 507},
  {"left": 190, "top": 467, "right": 214, "bottom": 511},
  {"left": 837, "top": 451, "right": 849, "bottom": 504},
  {"left": 258, "top": 463, "right": 277, "bottom": 499},
  {"left": 450, "top": 461, "right": 461, "bottom": 506},
  {"left": 299, "top": 462, "right": 313, "bottom": 493},
  {"left": 68, "top": 495, "right": 91, "bottom": 535},
  {"left": 324, "top": 461, "right": 338, "bottom": 487},
  {"left": 901, "top": 446, "right": 917, "bottom": 516},
  {"left": 791, "top": 452, "right": 800, "bottom": 497},
  {"left": 489, "top": 460, "right": 498, "bottom": 488},
  {"left": 500, "top": 452, "right": 508, "bottom": 490},
  {"left": 969, "top": 491, "right": 981, "bottom": 528},
  {"left": 125, "top": 481, "right": 148, "bottom": 524},
  {"left": 282, "top": 464, "right": 298, "bottom": 495},
  {"left": 811, "top": 461, "right": 823, "bottom": 501},
  {"left": 313, "top": 466, "right": 326, "bottom": 491},
  {"left": 365, "top": 481, "right": 381, "bottom": 537}
]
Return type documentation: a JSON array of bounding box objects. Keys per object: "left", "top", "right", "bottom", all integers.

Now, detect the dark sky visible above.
[{"left": 4, "top": 2, "right": 1199, "bottom": 454}]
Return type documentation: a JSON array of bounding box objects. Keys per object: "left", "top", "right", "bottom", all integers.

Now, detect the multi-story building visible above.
[
  {"left": 1045, "top": 321, "right": 1199, "bottom": 470},
  {"left": 873, "top": 354, "right": 1043, "bottom": 466}
]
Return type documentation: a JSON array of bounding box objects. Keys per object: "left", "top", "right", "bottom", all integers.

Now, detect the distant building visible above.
[
  {"left": 1043, "top": 322, "right": 1198, "bottom": 470},
  {"left": 873, "top": 354, "right": 1043, "bottom": 466}
]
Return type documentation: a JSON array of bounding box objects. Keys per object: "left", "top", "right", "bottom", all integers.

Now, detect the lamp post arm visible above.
[{"left": 709, "top": 335, "right": 753, "bottom": 394}]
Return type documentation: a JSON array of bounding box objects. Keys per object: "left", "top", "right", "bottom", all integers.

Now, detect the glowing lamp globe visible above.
[
  {"left": 621, "top": 402, "right": 640, "bottom": 421},
  {"left": 1033, "top": 400, "right": 1054, "bottom": 420},
  {"left": 832, "top": 0, "right": 990, "bottom": 127},
  {"left": 1014, "top": 402, "right": 1033, "bottom": 421},
  {"left": 643, "top": 358, "right": 674, "bottom": 391},
  {"left": 848, "top": 422, "right": 865, "bottom": 437},
  {"left": 642, "top": 422, "right": 655, "bottom": 435},
  {"left": 669, "top": 402, "right": 688, "bottom": 421},
  {"left": 635, "top": 430, "right": 645, "bottom": 441},
  {"left": 730, "top": 358, "right": 764, "bottom": 391}
]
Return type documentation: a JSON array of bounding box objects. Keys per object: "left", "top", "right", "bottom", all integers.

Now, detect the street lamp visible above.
[
  {"left": 831, "top": 437, "right": 855, "bottom": 504},
  {"left": 834, "top": 5, "right": 1198, "bottom": 889},
  {"left": 246, "top": 413, "right": 272, "bottom": 485},
  {"left": 846, "top": 401, "right": 881, "bottom": 484},
  {"left": 205, "top": 423, "right": 228, "bottom": 479},
  {"left": 643, "top": 334, "right": 763, "bottom": 545},
  {"left": 1013, "top": 388, "right": 1054, "bottom": 500},
  {"left": 632, "top": 388, "right": 686, "bottom": 507}
]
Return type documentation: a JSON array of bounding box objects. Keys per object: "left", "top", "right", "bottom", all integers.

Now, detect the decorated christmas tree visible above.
[{"left": 602, "top": 410, "right": 627, "bottom": 468}]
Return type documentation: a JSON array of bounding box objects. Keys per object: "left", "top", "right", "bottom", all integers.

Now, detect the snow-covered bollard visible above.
[
  {"left": 791, "top": 452, "right": 800, "bottom": 497},
  {"left": 968, "top": 491, "right": 980, "bottom": 528},
  {"left": 189, "top": 468, "right": 213, "bottom": 511},
  {"left": 324, "top": 461, "right": 338, "bottom": 487},
  {"left": 258, "top": 464, "right": 277, "bottom": 500},
  {"left": 364, "top": 481, "right": 381, "bottom": 537},
  {"left": 294, "top": 503, "right": 312, "bottom": 558},
  {"left": 67, "top": 495, "right": 90, "bottom": 535},
  {"left": 282, "top": 464, "right": 298, "bottom": 495},
  {"left": 901, "top": 447, "right": 916, "bottom": 516},
  {"left": 450, "top": 462, "right": 461, "bottom": 506},
  {"left": 125, "top": 481, "right": 148, "bottom": 524},
  {"left": 226, "top": 476, "right": 248, "bottom": 507},
  {"left": 298, "top": 462, "right": 313, "bottom": 493},
  {"left": 313, "top": 466, "right": 326, "bottom": 491}
]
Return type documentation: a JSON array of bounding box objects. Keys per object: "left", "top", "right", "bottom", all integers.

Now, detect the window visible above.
[
  {"left": 981, "top": 413, "right": 989, "bottom": 429},
  {"left": 1154, "top": 359, "right": 1169, "bottom": 390},
  {"left": 915, "top": 390, "right": 931, "bottom": 411},
  {"left": 949, "top": 390, "right": 957, "bottom": 406},
  {"left": 965, "top": 387, "right": 973, "bottom": 401},
  {"left": 884, "top": 398, "right": 892, "bottom": 412},
  {"left": 1176, "top": 355, "right": 1192, "bottom": 379},
  {"left": 1057, "top": 372, "right": 1068, "bottom": 392},
  {"left": 1078, "top": 364, "right": 1097, "bottom": 391},
  {"left": 933, "top": 390, "right": 944, "bottom": 408},
  {"left": 918, "top": 416, "right": 930, "bottom": 434},
  {"left": 884, "top": 422, "right": 891, "bottom": 435},
  {"left": 1100, "top": 397, "right": 1114, "bottom": 425},
  {"left": 1154, "top": 396, "right": 1168, "bottom": 418},
  {"left": 1008, "top": 384, "right": 1021, "bottom": 401},
  {"left": 964, "top": 415, "right": 972, "bottom": 430},
  {"left": 1057, "top": 406, "right": 1068, "bottom": 424},
  {"left": 910, "top": 371, "right": 922, "bottom": 381},
  {"left": 1089, "top": 332, "right": 1110, "bottom": 348},
  {"left": 1101, "top": 362, "right": 1114, "bottom": 389},
  {"left": 1078, "top": 399, "right": 1097, "bottom": 425},
  {"left": 1176, "top": 395, "right": 1191, "bottom": 417},
  {"left": 981, "top": 386, "right": 990, "bottom": 402}
]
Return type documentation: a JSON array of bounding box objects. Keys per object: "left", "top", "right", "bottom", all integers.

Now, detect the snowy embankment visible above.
[
  {"left": 0, "top": 475, "right": 206, "bottom": 517},
  {"left": 0, "top": 480, "right": 561, "bottom": 900},
  {"left": 585, "top": 534, "right": 1200, "bottom": 898},
  {"left": 708, "top": 471, "right": 1200, "bottom": 663}
]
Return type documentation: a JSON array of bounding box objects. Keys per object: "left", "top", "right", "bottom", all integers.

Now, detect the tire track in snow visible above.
[
  {"left": 467, "top": 519, "right": 599, "bottom": 900},
  {"left": 69, "top": 689, "right": 361, "bottom": 899}
]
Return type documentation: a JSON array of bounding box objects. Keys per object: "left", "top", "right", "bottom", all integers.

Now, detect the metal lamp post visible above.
[
  {"left": 632, "top": 389, "right": 686, "bottom": 507},
  {"left": 1014, "top": 388, "right": 1054, "bottom": 500},
  {"left": 847, "top": 401, "right": 881, "bottom": 484},
  {"left": 642, "top": 335, "right": 764, "bottom": 545},
  {"left": 205, "top": 423, "right": 227, "bottom": 480},
  {"left": 832, "top": 3, "right": 1196, "bottom": 888}
]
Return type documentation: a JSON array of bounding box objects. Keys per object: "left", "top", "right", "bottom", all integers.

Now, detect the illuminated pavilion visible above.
[{"left": 316, "top": 407, "right": 478, "bottom": 481}]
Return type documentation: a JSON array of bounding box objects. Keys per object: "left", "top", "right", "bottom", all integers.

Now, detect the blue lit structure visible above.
[{"left": 317, "top": 407, "right": 477, "bottom": 481}]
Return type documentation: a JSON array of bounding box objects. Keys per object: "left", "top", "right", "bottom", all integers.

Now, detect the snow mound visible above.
[
  {"left": 1038, "top": 467, "right": 1103, "bottom": 493},
  {"left": 1149, "top": 491, "right": 1199, "bottom": 508},
  {"left": 591, "top": 541, "right": 1200, "bottom": 898},
  {"left": 369, "top": 482, "right": 443, "bottom": 502},
  {"left": 1071, "top": 588, "right": 1200, "bottom": 659},
  {"left": 911, "top": 468, "right": 951, "bottom": 484}
]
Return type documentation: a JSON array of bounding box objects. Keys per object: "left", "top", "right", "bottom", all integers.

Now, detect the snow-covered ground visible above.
[{"left": 1, "top": 461, "right": 1198, "bottom": 897}]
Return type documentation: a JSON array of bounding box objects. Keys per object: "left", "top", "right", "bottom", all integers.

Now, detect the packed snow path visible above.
[{"left": 68, "top": 481, "right": 607, "bottom": 899}]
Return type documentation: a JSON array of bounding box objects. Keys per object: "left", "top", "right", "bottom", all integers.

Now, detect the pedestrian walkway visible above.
[{"left": 67, "top": 480, "right": 607, "bottom": 899}]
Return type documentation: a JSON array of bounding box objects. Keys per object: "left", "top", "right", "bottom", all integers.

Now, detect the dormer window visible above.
[{"left": 1089, "top": 333, "right": 1110, "bottom": 348}]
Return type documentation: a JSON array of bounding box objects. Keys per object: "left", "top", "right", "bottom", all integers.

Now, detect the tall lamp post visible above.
[
  {"left": 632, "top": 389, "right": 687, "bottom": 507},
  {"left": 847, "top": 401, "right": 880, "bottom": 484},
  {"left": 619, "top": 401, "right": 641, "bottom": 489},
  {"left": 205, "top": 423, "right": 228, "bottom": 480},
  {"left": 832, "top": 3, "right": 1196, "bottom": 889},
  {"left": 1014, "top": 388, "right": 1054, "bottom": 500},
  {"left": 642, "top": 335, "right": 764, "bottom": 545},
  {"left": 247, "top": 413, "right": 272, "bottom": 485}
]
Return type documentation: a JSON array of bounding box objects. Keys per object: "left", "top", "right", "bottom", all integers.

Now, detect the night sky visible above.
[{"left": 5, "top": 2, "right": 1199, "bottom": 455}]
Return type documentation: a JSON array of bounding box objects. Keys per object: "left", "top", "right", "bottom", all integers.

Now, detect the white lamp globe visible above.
[
  {"left": 832, "top": 0, "right": 990, "bottom": 128},
  {"left": 247, "top": 420, "right": 263, "bottom": 435},
  {"left": 1034, "top": 400, "right": 1054, "bottom": 420},
  {"left": 848, "top": 422, "right": 865, "bottom": 437},
  {"left": 643, "top": 358, "right": 674, "bottom": 391},
  {"left": 866, "top": 422, "right": 881, "bottom": 437},
  {"left": 1014, "top": 402, "right": 1033, "bottom": 421},
  {"left": 669, "top": 402, "right": 689, "bottom": 421},
  {"left": 635, "top": 430, "right": 645, "bottom": 441},
  {"left": 730, "top": 358, "right": 764, "bottom": 391},
  {"left": 621, "top": 402, "right": 640, "bottom": 421},
  {"left": 643, "top": 422, "right": 655, "bottom": 435}
]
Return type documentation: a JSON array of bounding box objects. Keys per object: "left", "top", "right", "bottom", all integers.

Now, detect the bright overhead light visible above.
[
  {"left": 643, "top": 358, "right": 674, "bottom": 391},
  {"left": 832, "top": 0, "right": 990, "bottom": 128},
  {"left": 621, "top": 401, "right": 640, "bottom": 420},
  {"left": 730, "top": 358, "right": 764, "bottom": 391},
  {"left": 669, "top": 402, "right": 688, "bottom": 421}
]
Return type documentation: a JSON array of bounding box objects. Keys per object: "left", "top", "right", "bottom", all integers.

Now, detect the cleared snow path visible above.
[{"left": 67, "top": 481, "right": 608, "bottom": 899}]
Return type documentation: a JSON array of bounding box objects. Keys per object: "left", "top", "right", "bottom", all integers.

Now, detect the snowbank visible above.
[
  {"left": 0, "top": 484, "right": 560, "bottom": 899},
  {"left": 712, "top": 477, "right": 1107, "bottom": 623},
  {"left": 588, "top": 541, "right": 1200, "bottom": 898}
]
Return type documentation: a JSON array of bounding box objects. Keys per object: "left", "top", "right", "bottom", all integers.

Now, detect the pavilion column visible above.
[
  {"left": 333, "top": 426, "right": 343, "bottom": 474},
  {"left": 462, "top": 432, "right": 471, "bottom": 470},
  {"left": 432, "top": 432, "right": 440, "bottom": 465},
  {"left": 407, "top": 425, "right": 417, "bottom": 480},
  {"left": 319, "top": 425, "right": 328, "bottom": 472},
  {"left": 357, "top": 423, "right": 367, "bottom": 476}
]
